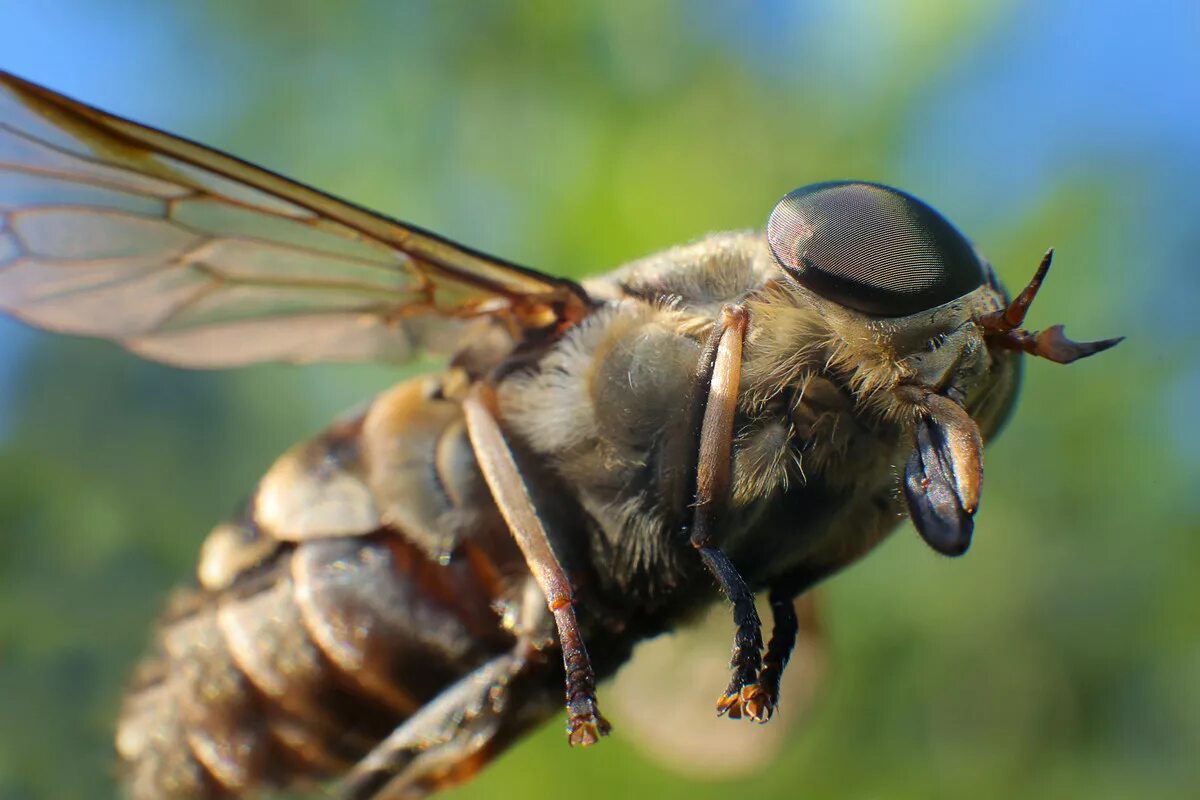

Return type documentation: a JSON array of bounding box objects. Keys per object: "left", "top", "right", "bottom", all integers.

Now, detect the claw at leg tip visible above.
[
  {"left": 567, "top": 714, "right": 611, "bottom": 747},
  {"left": 716, "top": 692, "right": 742, "bottom": 719},
  {"left": 716, "top": 685, "right": 777, "bottom": 722},
  {"left": 741, "top": 684, "right": 774, "bottom": 724}
]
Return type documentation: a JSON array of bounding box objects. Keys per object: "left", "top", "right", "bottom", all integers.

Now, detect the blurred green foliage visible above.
[{"left": 1, "top": 2, "right": 1196, "bottom": 799}]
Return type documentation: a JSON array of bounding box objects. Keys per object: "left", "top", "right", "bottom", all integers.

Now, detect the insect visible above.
[{"left": 0, "top": 71, "right": 1121, "bottom": 800}]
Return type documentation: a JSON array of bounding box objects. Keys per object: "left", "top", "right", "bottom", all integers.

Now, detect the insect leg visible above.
[
  {"left": 462, "top": 384, "right": 610, "bottom": 746},
  {"left": 744, "top": 573, "right": 830, "bottom": 724},
  {"left": 698, "top": 547, "right": 764, "bottom": 719},
  {"left": 684, "top": 304, "right": 765, "bottom": 719},
  {"left": 742, "top": 587, "right": 800, "bottom": 722},
  {"left": 336, "top": 649, "right": 549, "bottom": 800}
]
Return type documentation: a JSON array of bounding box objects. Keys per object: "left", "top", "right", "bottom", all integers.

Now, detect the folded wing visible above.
[{"left": 0, "top": 71, "right": 591, "bottom": 368}]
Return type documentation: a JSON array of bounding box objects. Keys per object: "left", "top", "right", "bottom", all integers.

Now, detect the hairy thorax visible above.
[{"left": 497, "top": 233, "right": 912, "bottom": 616}]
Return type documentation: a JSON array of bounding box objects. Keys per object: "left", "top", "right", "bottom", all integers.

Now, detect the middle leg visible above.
[{"left": 463, "top": 383, "right": 610, "bottom": 746}]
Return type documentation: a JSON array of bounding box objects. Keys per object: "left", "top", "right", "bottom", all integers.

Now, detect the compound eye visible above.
[{"left": 766, "top": 181, "right": 986, "bottom": 317}]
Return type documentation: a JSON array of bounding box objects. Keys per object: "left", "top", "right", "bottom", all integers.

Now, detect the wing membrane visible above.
[{"left": 0, "top": 71, "right": 591, "bottom": 367}]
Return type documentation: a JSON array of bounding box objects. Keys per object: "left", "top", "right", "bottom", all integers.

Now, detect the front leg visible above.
[
  {"left": 463, "top": 383, "right": 610, "bottom": 746},
  {"left": 742, "top": 587, "right": 800, "bottom": 723},
  {"left": 685, "top": 304, "right": 765, "bottom": 718}
]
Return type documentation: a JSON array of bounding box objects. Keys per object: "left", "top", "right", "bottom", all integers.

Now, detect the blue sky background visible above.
[
  {"left": 0, "top": 3, "right": 1197, "bottom": 799},
  {"left": 2, "top": 0, "right": 1197, "bottom": 458}
]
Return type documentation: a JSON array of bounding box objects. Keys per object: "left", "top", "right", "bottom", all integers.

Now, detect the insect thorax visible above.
[{"left": 497, "top": 233, "right": 916, "bottom": 616}]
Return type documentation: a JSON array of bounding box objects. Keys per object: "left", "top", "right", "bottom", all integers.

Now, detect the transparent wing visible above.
[{"left": 0, "top": 71, "right": 591, "bottom": 368}]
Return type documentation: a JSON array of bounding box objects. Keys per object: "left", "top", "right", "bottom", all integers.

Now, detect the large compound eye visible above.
[{"left": 766, "top": 181, "right": 986, "bottom": 317}]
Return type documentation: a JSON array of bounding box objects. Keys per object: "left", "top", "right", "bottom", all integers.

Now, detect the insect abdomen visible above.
[{"left": 116, "top": 375, "right": 521, "bottom": 799}]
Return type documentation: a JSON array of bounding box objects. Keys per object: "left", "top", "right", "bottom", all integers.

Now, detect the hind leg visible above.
[{"left": 336, "top": 645, "right": 554, "bottom": 800}]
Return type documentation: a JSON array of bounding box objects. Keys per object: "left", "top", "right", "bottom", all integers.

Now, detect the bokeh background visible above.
[{"left": 1, "top": 2, "right": 1197, "bottom": 798}]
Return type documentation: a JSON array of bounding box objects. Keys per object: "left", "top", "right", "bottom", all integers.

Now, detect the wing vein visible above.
[
  {"left": 0, "top": 123, "right": 191, "bottom": 199},
  {"left": 1, "top": 70, "right": 594, "bottom": 368}
]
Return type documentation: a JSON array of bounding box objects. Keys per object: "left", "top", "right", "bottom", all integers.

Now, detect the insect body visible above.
[{"left": 0, "top": 72, "right": 1121, "bottom": 800}]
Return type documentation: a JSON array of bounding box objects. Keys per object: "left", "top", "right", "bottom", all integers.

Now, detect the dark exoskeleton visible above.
[{"left": 0, "top": 73, "right": 1122, "bottom": 800}]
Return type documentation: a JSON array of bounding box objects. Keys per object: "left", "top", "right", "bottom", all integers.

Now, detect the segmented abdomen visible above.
[{"left": 116, "top": 374, "right": 523, "bottom": 798}]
